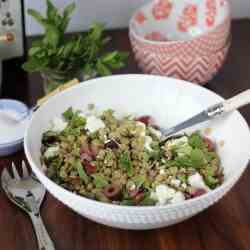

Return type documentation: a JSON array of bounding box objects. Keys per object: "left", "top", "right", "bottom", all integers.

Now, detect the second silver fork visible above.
[{"left": 1, "top": 161, "right": 55, "bottom": 250}]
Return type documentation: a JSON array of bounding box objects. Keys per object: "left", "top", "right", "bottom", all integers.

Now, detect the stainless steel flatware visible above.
[
  {"left": 161, "top": 89, "right": 250, "bottom": 142},
  {"left": 1, "top": 161, "right": 55, "bottom": 250}
]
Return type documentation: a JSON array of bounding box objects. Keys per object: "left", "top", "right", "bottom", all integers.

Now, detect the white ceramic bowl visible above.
[{"left": 24, "top": 75, "right": 250, "bottom": 230}]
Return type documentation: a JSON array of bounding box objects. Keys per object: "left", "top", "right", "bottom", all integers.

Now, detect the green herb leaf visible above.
[
  {"left": 28, "top": 47, "right": 42, "bottom": 56},
  {"left": 63, "top": 107, "right": 74, "bottom": 121},
  {"left": 189, "top": 148, "right": 206, "bottom": 168},
  {"left": 96, "top": 60, "right": 112, "bottom": 76},
  {"left": 75, "top": 160, "right": 89, "bottom": 184},
  {"left": 46, "top": 0, "right": 58, "bottom": 21},
  {"left": 61, "top": 2, "right": 76, "bottom": 32},
  {"left": 140, "top": 195, "right": 156, "bottom": 206},
  {"left": 92, "top": 174, "right": 109, "bottom": 188},
  {"left": 27, "top": 9, "right": 45, "bottom": 26},
  {"left": 119, "top": 152, "right": 134, "bottom": 177},
  {"left": 188, "top": 132, "right": 205, "bottom": 149},
  {"left": 133, "top": 175, "right": 146, "bottom": 188},
  {"left": 120, "top": 199, "right": 135, "bottom": 206}
]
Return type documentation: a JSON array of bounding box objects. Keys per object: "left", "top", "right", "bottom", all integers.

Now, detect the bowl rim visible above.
[
  {"left": 129, "top": 0, "right": 231, "bottom": 46},
  {"left": 24, "top": 74, "right": 250, "bottom": 212},
  {"left": 0, "top": 98, "right": 28, "bottom": 146}
]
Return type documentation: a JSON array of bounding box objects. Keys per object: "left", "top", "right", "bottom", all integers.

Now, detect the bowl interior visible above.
[
  {"left": 131, "top": 0, "right": 230, "bottom": 42},
  {"left": 25, "top": 75, "right": 250, "bottom": 195}
]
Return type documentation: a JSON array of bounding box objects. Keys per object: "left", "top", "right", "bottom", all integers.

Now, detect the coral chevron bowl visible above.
[
  {"left": 24, "top": 75, "right": 250, "bottom": 230},
  {"left": 129, "top": 0, "right": 231, "bottom": 84}
]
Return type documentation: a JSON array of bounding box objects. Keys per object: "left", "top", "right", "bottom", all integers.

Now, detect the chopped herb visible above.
[
  {"left": 188, "top": 132, "right": 205, "bottom": 149},
  {"left": 75, "top": 160, "right": 89, "bottom": 184},
  {"left": 63, "top": 107, "right": 74, "bottom": 121},
  {"left": 119, "top": 152, "right": 133, "bottom": 177},
  {"left": 92, "top": 174, "right": 109, "bottom": 188}
]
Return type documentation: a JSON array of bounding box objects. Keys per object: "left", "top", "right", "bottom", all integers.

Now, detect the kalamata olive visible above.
[
  {"left": 104, "top": 139, "right": 119, "bottom": 149},
  {"left": 203, "top": 137, "right": 214, "bottom": 151},
  {"left": 84, "top": 162, "right": 97, "bottom": 175},
  {"left": 135, "top": 116, "right": 154, "bottom": 125},
  {"left": 80, "top": 153, "right": 92, "bottom": 162},
  {"left": 128, "top": 188, "right": 140, "bottom": 198},
  {"left": 103, "top": 184, "right": 122, "bottom": 200},
  {"left": 191, "top": 188, "right": 207, "bottom": 198},
  {"left": 133, "top": 192, "right": 145, "bottom": 204}
]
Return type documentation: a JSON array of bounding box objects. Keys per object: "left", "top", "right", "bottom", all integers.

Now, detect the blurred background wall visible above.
[{"left": 24, "top": 0, "right": 250, "bottom": 36}]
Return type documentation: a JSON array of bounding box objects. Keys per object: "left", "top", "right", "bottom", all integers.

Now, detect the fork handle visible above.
[{"left": 29, "top": 213, "right": 55, "bottom": 250}]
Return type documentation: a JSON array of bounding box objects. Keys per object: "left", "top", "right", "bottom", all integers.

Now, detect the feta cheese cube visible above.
[
  {"left": 188, "top": 173, "right": 210, "bottom": 192},
  {"left": 85, "top": 116, "right": 105, "bottom": 133},
  {"left": 44, "top": 146, "right": 60, "bottom": 159},
  {"left": 155, "top": 184, "right": 176, "bottom": 205},
  {"left": 170, "top": 178, "right": 181, "bottom": 187},
  {"left": 170, "top": 191, "right": 185, "bottom": 204},
  {"left": 50, "top": 117, "right": 68, "bottom": 132}
]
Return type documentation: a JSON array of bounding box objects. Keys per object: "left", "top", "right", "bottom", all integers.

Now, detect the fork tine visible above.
[
  {"left": 12, "top": 162, "right": 21, "bottom": 180},
  {"left": 1, "top": 168, "right": 12, "bottom": 183},
  {"left": 21, "top": 161, "right": 29, "bottom": 178}
]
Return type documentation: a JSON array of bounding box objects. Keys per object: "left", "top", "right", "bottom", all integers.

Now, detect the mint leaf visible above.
[
  {"left": 119, "top": 152, "right": 133, "bottom": 177},
  {"left": 92, "top": 174, "right": 109, "bottom": 188}
]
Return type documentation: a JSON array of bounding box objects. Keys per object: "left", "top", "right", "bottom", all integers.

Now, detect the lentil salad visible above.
[{"left": 41, "top": 105, "right": 224, "bottom": 206}]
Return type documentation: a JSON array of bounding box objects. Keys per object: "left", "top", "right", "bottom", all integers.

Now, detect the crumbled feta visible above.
[
  {"left": 136, "top": 121, "right": 146, "bottom": 136},
  {"left": 155, "top": 184, "right": 176, "bottom": 205},
  {"left": 151, "top": 184, "right": 186, "bottom": 205},
  {"left": 166, "top": 136, "right": 192, "bottom": 157},
  {"left": 85, "top": 116, "right": 105, "bottom": 133},
  {"left": 149, "top": 127, "right": 162, "bottom": 139},
  {"left": 129, "top": 183, "right": 136, "bottom": 191},
  {"left": 159, "top": 169, "right": 166, "bottom": 175},
  {"left": 144, "top": 136, "right": 153, "bottom": 151},
  {"left": 170, "top": 191, "right": 185, "bottom": 204},
  {"left": 181, "top": 183, "right": 187, "bottom": 189},
  {"left": 170, "top": 178, "right": 181, "bottom": 187},
  {"left": 50, "top": 117, "right": 68, "bottom": 132},
  {"left": 44, "top": 146, "right": 60, "bottom": 159},
  {"left": 188, "top": 173, "right": 210, "bottom": 192}
]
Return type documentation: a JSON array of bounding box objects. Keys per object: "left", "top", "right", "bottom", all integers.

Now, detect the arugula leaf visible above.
[
  {"left": 119, "top": 152, "right": 133, "bottom": 177},
  {"left": 75, "top": 160, "right": 89, "bottom": 184},
  {"left": 92, "top": 174, "right": 109, "bottom": 188}
]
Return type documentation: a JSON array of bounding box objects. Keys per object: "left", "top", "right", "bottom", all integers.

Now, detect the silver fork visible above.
[{"left": 1, "top": 161, "right": 55, "bottom": 250}]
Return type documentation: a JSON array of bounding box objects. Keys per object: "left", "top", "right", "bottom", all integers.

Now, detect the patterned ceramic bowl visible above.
[
  {"left": 130, "top": 32, "right": 231, "bottom": 84},
  {"left": 129, "top": 0, "right": 231, "bottom": 56},
  {"left": 25, "top": 75, "right": 250, "bottom": 230}
]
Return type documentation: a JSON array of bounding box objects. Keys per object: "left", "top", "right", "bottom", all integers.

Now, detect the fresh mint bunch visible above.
[{"left": 23, "top": 0, "right": 128, "bottom": 76}]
